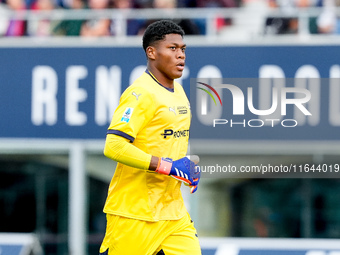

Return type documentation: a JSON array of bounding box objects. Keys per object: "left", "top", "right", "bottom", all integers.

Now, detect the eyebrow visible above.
[{"left": 170, "top": 43, "right": 187, "bottom": 48}]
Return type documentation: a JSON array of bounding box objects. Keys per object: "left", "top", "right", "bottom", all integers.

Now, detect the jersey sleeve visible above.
[
  {"left": 104, "top": 134, "right": 152, "bottom": 170},
  {"left": 107, "top": 86, "right": 155, "bottom": 142}
]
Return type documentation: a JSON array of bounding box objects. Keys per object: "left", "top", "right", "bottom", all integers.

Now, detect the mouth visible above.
[{"left": 176, "top": 62, "right": 185, "bottom": 71}]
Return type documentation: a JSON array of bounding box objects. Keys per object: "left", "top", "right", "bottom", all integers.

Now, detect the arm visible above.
[
  {"left": 104, "top": 134, "right": 200, "bottom": 193},
  {"left": 104, "top": 134, "right": 157, "bottom": 170}
]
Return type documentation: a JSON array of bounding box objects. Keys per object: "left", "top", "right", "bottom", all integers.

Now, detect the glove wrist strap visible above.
[{"left": 155, "top": 157, "right": 172, "bottom": 175}]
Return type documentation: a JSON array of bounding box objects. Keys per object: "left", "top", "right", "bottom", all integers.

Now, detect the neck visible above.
[{"left": 147, "top": 65, "right": 174, "bottom": 89}]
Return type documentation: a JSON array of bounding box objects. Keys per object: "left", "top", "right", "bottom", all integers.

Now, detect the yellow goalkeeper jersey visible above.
[{"left": 103, "top": 70, "right": 191, "bottom": 222}]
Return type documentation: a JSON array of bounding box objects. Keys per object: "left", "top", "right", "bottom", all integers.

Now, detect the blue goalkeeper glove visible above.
[
  {"left": 183, "top": 155, "right": 200, "bottom": 193},
  {"left": 155, "top": 156, "right": 201, "bottom": 193}
]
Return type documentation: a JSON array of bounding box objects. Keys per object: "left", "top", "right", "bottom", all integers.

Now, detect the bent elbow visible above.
[
  {"left": 103, "top": 134, "right": 128, "bottom": 162},
  {"left": 103, "top": 142, "right": 111, "bottom": 159}
]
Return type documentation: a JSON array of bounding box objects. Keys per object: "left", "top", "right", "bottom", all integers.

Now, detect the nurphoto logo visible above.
[{"left": 196, "top": 79, "right": 312, "bottom": 128}]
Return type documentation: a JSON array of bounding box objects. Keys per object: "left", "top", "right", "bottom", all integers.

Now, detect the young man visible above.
[{"left": 99, "top": 20, "right": 201, "bottom": 255}]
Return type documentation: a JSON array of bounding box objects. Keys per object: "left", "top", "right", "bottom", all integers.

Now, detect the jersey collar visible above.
[{"left": 145, "top": 69, "right": 174, "bottom": 93}]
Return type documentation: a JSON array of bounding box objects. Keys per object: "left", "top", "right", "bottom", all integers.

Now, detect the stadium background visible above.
[{"left": 1, "top": 2, "right": 340, "bottom": 254}]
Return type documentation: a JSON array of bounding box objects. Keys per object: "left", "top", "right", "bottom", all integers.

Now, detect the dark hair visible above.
[{"left": 142, "top": 20, "right": 185, "bottom": 52}]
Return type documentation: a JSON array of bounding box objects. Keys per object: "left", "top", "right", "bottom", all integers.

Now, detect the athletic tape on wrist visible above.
[{"left": 155, "top": 157, "right": 172, "bottom": 175}]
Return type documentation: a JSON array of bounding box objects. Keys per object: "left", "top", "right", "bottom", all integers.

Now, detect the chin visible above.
[{"left": 173, "top": 72, "right": 183, "bottom": 80}]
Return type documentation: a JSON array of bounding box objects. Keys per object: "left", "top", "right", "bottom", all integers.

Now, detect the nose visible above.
[{"left": 177, "top": 49, "right": 185, "bottom": 59}]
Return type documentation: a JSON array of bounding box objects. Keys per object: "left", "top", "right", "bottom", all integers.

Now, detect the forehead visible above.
[{"left": 158, "top": 33, "right": 185, "bottom": 46}]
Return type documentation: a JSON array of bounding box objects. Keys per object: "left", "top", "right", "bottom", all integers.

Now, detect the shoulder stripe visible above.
[{"left": 107, "top": 130, "right": 135, "bottom": 143}]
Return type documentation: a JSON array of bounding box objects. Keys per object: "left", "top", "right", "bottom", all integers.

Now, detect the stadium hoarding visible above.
[
  {"left": 0, "top": 45, "right": 340, "bottom": 141},
  {"left": 199, "top": 237, "right": 340, "bottom": 255},
  {"left": 0, "top": 233, "right": 43, "bottom": 255}
]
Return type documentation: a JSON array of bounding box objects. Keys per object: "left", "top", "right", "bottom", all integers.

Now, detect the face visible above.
[
  {"left": 153, "top": 0, "right": 176, "bottom": 8},
  {"left": 89, "top": 0, "right": 109, "bottom": 9},
  {"left": 7, "top": 0, "right": 24, "bottom": 9},
  {"left": 114, "top": 0, "right": 132, "bottom": 8},
  {"left": 37, "top": 0, "right": 54, "bottom": 10},
  {"left": 148, "top": 33, "right": 186, "bottom": 81}
]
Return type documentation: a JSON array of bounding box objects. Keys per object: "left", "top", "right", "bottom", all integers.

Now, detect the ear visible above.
[{"left": 146, "top": 46, "right": 156, "bottom": 60}]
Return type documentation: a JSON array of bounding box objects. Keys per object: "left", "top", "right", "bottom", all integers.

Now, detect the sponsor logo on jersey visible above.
[
  {"left": 169, "top": 107, "right": 176, "bottom": 115},
  {"left": 121, "top": 107, "right": 133, "bottom": 123},
  {"left": 132, "top": 91, "right": 141, "bottom": 100},
  {"left": 161, "top": 129, "right": 190, "bottom": 139},
  {"left": 177, "top": 105, "right": 188, "bottom": 115}
]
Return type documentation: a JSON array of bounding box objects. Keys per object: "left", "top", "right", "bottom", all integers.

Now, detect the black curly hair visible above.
[{"left": 142, "top": 20, "right": 185, "bottom": 52}]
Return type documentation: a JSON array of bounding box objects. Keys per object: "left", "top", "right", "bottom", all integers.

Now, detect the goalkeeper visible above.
[{"left": 99, "top": 20, "right": 201, "bottom": 255}]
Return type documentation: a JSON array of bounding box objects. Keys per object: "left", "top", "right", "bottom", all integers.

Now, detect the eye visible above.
[
  {"left": 182, "top": 47, "right": 186, "bottom": 52},
  {"left": 169, "top": 46, "right": 176, "bottom": 50}
]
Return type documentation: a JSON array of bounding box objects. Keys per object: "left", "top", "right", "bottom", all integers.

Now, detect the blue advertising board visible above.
[
  {"left": 0, "top": 244, "right": 23, "bottom": 255},
  {"left": 1, "top": 45, "right": 340, "bottom": 140},
  {"left": 0, "top": 233, "right": 42, "bottom": 255}
]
